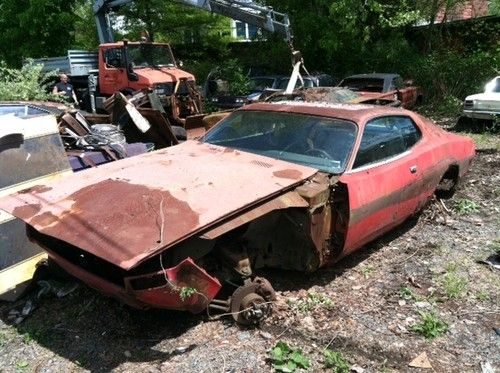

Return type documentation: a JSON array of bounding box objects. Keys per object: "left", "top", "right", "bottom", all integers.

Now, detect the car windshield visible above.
[
  {"left": 485, "top": 78, "right": 500, "bottom": 93},
  {"left": 249, "top": 78, "right": 276, "bottom": 91},
  {"left": 128, "top": 44, "right": 175, "bottom": 68},
  {"left": 203, "top": 110, "right": 357, "bottom": 174},
  {"left": 277, "top": 78, "right": 315, "bottom": 90},
  {"left": 340, "top": 78, "right": 384, "bottom": 92}
]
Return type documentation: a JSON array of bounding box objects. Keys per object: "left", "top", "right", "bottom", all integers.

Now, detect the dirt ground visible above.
[{"left": 0, "top": 117, "right": 499, "bottom": 373}]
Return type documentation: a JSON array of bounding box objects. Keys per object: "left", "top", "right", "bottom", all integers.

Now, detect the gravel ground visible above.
[{"left": 0, "top": 121, "right": 498, "bottom": 373}]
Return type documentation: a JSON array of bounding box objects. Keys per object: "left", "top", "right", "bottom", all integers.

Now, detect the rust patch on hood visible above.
[
  {"left": 17, "top": 185, "right": 52, "bottom": 194},
  {"left": 12, "top": 203, "right": 42, "bottom": 220},
  {"left": 273, "top": 169, "right": 303, "bottom": 180}
]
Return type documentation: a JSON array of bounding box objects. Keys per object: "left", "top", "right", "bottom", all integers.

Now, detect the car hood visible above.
[
  {"left": 465, "top": 92, "right": 500, "bottom": 101},
  {"left": 0, "top": 141, "right": 317, "bottom": 270},
  {"left": 136, "top": 67, "right": 195, "bottom": 84}
]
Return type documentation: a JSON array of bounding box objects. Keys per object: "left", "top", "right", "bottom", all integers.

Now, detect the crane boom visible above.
[{"left": 93, "top": 0, "right": 293, "bottom": 46}]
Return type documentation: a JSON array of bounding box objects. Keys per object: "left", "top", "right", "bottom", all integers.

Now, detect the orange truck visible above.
[{"left": 35, "top": 0, "right": 295, "bottom": 126}]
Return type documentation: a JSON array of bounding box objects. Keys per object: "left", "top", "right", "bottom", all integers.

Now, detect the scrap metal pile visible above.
[{"left": 57, "top": 90, "right": 183, "bottom": 170}]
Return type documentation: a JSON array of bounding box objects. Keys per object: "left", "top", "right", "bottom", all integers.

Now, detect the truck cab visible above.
[{"left": 99, "top": 41, "right": 195, "bottom": 96}]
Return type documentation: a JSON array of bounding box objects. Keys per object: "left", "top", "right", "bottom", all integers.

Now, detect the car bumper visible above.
[
  {"left": 463, "top": 110, "right": 500, "bottom": 120},
  {"left": 45, "top": 246, "right": 222, "bottom": 312}
]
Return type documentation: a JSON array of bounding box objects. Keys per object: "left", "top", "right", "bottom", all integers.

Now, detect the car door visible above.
[
  {"left": 339, "top": 115, "right": 423, "bottom": 255},
  {"left": 99, "top": 48, "right": 128, "bottom": 95}
]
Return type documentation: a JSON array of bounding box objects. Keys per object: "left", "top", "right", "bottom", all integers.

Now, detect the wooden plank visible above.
[{"left": 61, "top": 113, "right": 89, "bottom": 136}]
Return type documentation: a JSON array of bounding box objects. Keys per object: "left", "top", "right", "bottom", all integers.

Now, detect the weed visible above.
[
  {"left": 441, "top": 263, "right": 468, "bottom": 299},
  {"left": 323, "top": 349, "right": 350, "bottom": 373},
  {"left": 454, "top": 199, "right": 479, "bottom": 215},
  {"left": 22, "top": 333, "right": 33, "bottom": 345},
  {"left": 288, "top": 292, "right": 333, "bottom": 313},
  {"left": 179, "top": 287, "right": 197, "bottom": 301},
  {"left": 491, "top": 240, "right": 500, "bottom": 254},
  {"left": 360, "top": 266, "right": 375, "bottom": 278},
  {"left": 16, "top": 361, "right": 29, "bottom": 369},
  {"left": 268, "top": 341, "right": 310, "bottom": 372},
  {"left": 75, "top": 358, "right": 88, "bottom": 367},
  {"left": 399, "top": 286, "right": 419, "bottom": 301},
  {"left": 476, "top": 291, "right": 490, "bottom": 302},
  {"left": 410, "top": 311, "right": 449, "bottom": 340}
]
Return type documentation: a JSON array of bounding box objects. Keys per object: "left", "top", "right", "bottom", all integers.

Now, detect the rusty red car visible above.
[
  {"left": 338, "top": 73, "right": 422, "bottom": 109},
  {"left": 0, "top": 102, "right": 475, "bottom": 324}
]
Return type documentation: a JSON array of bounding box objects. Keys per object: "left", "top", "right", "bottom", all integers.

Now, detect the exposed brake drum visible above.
[{"left": 229, "top": 277, "right": 276, "bottom": 325}]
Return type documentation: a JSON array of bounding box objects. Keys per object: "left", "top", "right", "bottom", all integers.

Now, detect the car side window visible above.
[
  {"left": 104, "top": 48, "right": 123, "bottom": 68},
  {"left": 393, "top": 76, "right": 404, "bottom": 90},
  {"left": 353, "top": 116, "right": 421, "bottom": 169}
]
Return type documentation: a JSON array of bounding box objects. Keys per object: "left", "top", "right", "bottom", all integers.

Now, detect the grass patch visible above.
[
  {"left": 179, "top": 287, "right": 197, "bottom": 301},
  {"left": 410, "top": 311, "right": 449, "bottom": 340},
  {"left": 288, "top": 292, "right": 333, "bottom": 313},
  {"left": 399, "top": 285, "right": 420, "bottom": 301},
  {"left": 360, "top": 266, "right": 375, "bottom": 278},
  {"left": 441, "top": 262, "right": 468, "bottom": 299},
  {"left": 462, "top": 132, "right": 500, "bottom": 151},
  {"left": 454, "top": 199, "right": 479, "bottom": 215},
  {"left": 476, "top": 291, "right": 490, "bottom": 302},
  {"left": 16, "top": 361, "right": 29, "bottom": 370},
  {"left": 323, "top": 349, "right": 350, "bottom": 373},
  {"left": 268, "top": 341, "right": 310, "bottom": 372}
]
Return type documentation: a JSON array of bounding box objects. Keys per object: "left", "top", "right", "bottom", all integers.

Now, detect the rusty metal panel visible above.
[
  {"left": 201, "top": 191, "right": 309, "bottom": 240},
  {"left": 0, "top": 141, "right": 317, "bottom": 270}
]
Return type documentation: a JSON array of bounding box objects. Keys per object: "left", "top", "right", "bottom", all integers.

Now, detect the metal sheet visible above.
[{"left": 0, "top": 141, "right": 317, "bottom": 270}]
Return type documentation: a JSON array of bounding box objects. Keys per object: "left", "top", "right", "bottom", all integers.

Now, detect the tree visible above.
[{"left": 0, "top": 0, "right": 81, "bottom": 66}]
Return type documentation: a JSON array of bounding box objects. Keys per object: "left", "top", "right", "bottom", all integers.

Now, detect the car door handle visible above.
[{"left": 410, "top": 165, "right": 418, "bottom": 174}]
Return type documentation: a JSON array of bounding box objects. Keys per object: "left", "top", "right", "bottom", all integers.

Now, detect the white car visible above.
[{"left": 463, "top": 76, "right": 500, "bottom": 120}]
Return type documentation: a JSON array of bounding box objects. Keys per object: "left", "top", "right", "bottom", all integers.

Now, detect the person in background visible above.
[{"left": 52, "top": 74, "right": 78, "bottom": 104}]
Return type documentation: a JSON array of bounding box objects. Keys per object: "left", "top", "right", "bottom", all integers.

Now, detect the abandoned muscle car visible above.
[{"left": 0, "top": 102, "right": 475, "bottom": 324}]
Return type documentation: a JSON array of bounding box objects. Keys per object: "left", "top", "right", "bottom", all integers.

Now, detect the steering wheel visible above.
[
  {"left": 278, "top": 140, "right": 303, "bottom": 156},
  {"left": 305, "top": 147, "right": 334, "bottom": 160}
]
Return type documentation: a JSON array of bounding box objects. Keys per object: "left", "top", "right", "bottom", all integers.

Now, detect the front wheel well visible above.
[{"left": 435, "top": 164, "right": 459, "bottom": 199}]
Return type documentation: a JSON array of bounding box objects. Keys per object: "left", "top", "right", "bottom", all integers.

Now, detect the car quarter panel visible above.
[{"left": 338, "top": 113, "right": 475, "bottom": 257}]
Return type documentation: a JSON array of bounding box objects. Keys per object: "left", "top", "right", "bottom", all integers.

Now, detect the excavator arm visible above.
[{"left": 94, "top": 0, "right": 293, "bottom": 46}]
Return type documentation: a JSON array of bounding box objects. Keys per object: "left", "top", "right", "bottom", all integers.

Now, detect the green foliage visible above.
[
  {"left": 410, "top": 311, "right": 449, "bottom": 340},
  {"left": 323, "top": 349, "right": 351, "bottom": 373},
  {"left": 0, "top": 60, "right": 60, "bottom": 101},
  {"left": 268, "top": 341, "right": 310, "bottom": 372},
  {"left": 476, "top": 291, "right": 490, "bottom": 302},
  {"left": 209, "top": 59, "right": 251, "bottom": 96},
  {"left": 0, "top": 0, "right": 80, "bottom": 66},
  {"left": 288, "top": 292, "right": 333, "bottom": 313},
  {"left": 441, "top": 262, "right": 468, "bottom": 299},
  {"left": 73, "top": 0, "right": 99, "bottom": 50},
  {"left": 16, "top": 361, "right": 29, "bottom": 369},
  {"left": 179, "top": 287, "right": 197, "bottom": 301},
  {"left": 454, "top": 199, "right": 479, "bottom": 215},
  {"left": 399, "top": 286, "right": 420, "bottom": 301},
  {"left": 360, "top": 265, "right": 375, "bottom": 278}
]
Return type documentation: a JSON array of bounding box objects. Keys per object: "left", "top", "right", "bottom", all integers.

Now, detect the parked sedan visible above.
[
  {"left": 338, "top": 73, "right": 422, "bottom": 109},
  {"left": 0, "top": 102, "right": 475, "bottom": 324},
  {"left": 463, "top": 76, "right": 500, "bottom": 120}
]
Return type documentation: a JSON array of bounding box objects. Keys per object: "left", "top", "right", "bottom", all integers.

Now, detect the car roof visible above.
[
  {"left": 240, "top": 101, "right": 412, "bottom": 124},
  {"left": 343, "top": 73, "right": 400, "bottom": 81}
]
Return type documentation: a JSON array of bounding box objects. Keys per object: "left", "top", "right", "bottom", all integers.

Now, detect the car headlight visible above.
[{"left": 154, "top": 87, "right": 167, "bottom": 96}]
